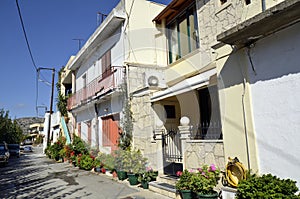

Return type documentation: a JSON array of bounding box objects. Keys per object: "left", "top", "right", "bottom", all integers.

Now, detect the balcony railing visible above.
[{"left": 67, "top": 66, "right": 124, "bottom": 110}]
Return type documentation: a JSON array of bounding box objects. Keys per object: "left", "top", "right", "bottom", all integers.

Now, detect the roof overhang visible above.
[
  {"left": 217, "top": 0, "right": 300, "bottom": 46},
  {"left": 153, "top": 0, "right": 194, "bottom": 24},
  {"left": 151, "top": 68, "right": 216, "bottom": 102},
  {"left": 69, "top": 8, "right": 126, "bottom": 71}
]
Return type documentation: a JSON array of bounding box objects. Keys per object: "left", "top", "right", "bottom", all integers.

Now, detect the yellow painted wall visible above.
[
  {"left": 216, "top": 45, "right": 259, "bottom": 172},
  {"left": 165, "top": 50, "right": 202, "bottom": 85},
  {"left": 124, "top": 0, "right": 165, "bottom": 65}
]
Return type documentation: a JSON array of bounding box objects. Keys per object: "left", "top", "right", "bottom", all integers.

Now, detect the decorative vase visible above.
[
  {"left": 117, "top": 170, "right": 127, "bottom": 181},
  {"left": 141, "top": 180, "right": 149, "bottom": 189},
  {"left": 127, "top": 173, "right": 139, "bottom": 185},
  {"left": 197, "top": 191, "right": 218, "bottom": 199},
  {"left": 180, "top": 190, "right": 193, "bottom": 199}
]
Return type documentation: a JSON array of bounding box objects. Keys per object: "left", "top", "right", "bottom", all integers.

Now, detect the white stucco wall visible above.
[{"left": 249, "top": 22, "right": 300, "bottom": 187}]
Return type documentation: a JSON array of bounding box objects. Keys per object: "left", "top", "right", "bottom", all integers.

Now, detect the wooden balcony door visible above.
[{"left": 102, "top": 115, "right": 119, "bottom": 152}]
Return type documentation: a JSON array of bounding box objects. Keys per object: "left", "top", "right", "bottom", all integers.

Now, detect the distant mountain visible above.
[{"left": 15, "top": 117, "right": 44, "bottom": 134}]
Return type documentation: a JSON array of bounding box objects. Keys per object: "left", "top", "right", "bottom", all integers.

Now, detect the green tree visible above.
[{"left": 0, "top": 109, "right": 23, "bottom": 143}]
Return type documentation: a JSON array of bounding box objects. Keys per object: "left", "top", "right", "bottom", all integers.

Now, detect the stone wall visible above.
[
  {"left": 184, "top": 140, "right": 225, "bottom": 170},
  {"left": 196, "top": 0, "right": 263, "bottom": 67}
]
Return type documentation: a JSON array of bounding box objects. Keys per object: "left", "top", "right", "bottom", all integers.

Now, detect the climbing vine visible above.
[{"left": 118, "top": 81, "right": 133, "bottom": 150}]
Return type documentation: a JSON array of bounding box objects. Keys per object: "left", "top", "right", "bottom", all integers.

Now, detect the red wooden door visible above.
[{"left": 102, "top": 115, "right": 119, "bottom": 152}]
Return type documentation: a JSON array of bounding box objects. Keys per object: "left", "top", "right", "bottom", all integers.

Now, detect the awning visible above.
[{"left": 150, "top": 68, "right": 216, "bottom": 102}]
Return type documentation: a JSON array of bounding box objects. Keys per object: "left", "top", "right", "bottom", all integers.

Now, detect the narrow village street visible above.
[{"left": 0, "top": 146, "right": 172, "bottom": 199}]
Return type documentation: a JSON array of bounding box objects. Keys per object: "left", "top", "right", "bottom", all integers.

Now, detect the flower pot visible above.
[
  {"left": 141, "top": 180, "right": 149, "bottom": 189},
  {"left": 94, "top": 167, "right": 101, "bottom": 173},
  {"left": 127, "top": 173, "right": 139, "bottom": 185},
  {"left": 117, "top": 170, "right": 127, "bottom": 181},
  {"left": 196, "top": 191, "right": 218, "bottom": 199},
  {"left": 112, "top": 170, "right": 118, "bottom": 178},
  {"left": 180, "top": 190, "right": 193, "bottom": 199}
]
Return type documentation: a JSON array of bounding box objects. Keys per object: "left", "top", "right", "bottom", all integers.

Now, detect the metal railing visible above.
[
  {"left": 162, "top": 129, "right": 182, "bottom": 163},
  {"left": 67, "top": 66, "right": 124, "bottom": 110},
  {"left": 190, "top": 121, "right": 223, "bottom": 140}
]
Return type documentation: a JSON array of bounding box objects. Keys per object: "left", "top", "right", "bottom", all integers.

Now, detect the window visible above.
[
  {"left": 101, "top": 50, "right": 111, "bottom": 78},
  {"left": 167, "top": 4, "right": 199, "bottom": 64},
  {"left": 194, "top": 86, "right": 222, "bottom": 140},
  {"left": 164, "top": 105, "right": 176, "bottom": 119}
]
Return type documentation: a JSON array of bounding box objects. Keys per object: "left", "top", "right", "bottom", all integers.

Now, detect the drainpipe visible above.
[
  {"left": 94, "top": 103, "right": 99, "bottom": 149},
  {"left": 242, "top": 78, "right": 251, "bottom": 171},
  {"left": 125, "top": 63, "right": 130, "bottom": 99},
  {"left": 261, "top": 0, "right": 266, "bottom": 11}
]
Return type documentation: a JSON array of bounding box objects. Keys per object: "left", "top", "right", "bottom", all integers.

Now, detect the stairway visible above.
[{"left": 149, "top": 175, "right": 180, "bottom": 199}]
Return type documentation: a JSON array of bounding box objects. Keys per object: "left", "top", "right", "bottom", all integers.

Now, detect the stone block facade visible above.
[{"left": 184, "top": 140, "right": 225, "bottom": 170}]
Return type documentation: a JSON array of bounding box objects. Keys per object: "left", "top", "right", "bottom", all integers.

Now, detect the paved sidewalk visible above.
[{"left": 61, "top": 161, "right": 173, "bottom": 199}]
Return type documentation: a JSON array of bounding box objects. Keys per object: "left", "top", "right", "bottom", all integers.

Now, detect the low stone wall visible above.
[{"left": 184, "top": 140, "right": 225, "bottom": 170}]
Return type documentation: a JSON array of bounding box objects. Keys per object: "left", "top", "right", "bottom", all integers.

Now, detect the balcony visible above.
[{"left": 67, "top": 66, "right": 124, "bottom": 110}]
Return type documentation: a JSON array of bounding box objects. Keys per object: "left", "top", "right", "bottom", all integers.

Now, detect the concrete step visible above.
[
  {"left": 149, "top": 175, "right": 180, "bottom": 199},
  {"left": 157, "top": 175, "right": 178, "bottom": 186}
]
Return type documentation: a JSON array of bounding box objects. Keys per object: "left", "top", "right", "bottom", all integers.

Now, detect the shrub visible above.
[
  {"left": 236, "top": 173, "right": 300, "bottom": 199},
  {"left": 78, "top": 154, "right": 95, "bottom": 171},
  {"left": 192, "top": 164, "right": 220, "bottom": 194},
  {"left": 72, "top": 135, "right": 88, "bottom": 155},
  {"left": 175, "top": 170, "right": 194, "bottom": 191}
]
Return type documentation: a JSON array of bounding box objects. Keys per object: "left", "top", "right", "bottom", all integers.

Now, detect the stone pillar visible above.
[
  {"left": 153, "top": 120, "right": 164, "bottom": 174},
  {"left": 178, "top": 116, "right": 192, "bottom": 170}
]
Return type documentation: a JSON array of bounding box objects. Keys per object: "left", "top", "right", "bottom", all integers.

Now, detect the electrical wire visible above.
[
  {"left": 16, "top": 0, "right": 52, "bottom": 116},
  {"left": 16, "top": 0, "right": 38, "bottom": 70}
]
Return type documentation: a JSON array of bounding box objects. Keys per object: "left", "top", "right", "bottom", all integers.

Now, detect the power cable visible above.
[
  {"left": 16, "top": 0, "right": 53, "bottom": 116},
  {"left": 15, "top": 0, "right": 37, "bottom": 70}
]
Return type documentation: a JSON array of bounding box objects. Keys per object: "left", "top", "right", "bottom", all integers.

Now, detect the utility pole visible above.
[{"left": 38, "top": 67, "right": 55, "bottom": 147}]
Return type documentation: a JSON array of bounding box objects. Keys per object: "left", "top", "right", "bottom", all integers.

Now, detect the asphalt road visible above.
[{"left": 0, "top": 146, "right": 171, "bottom": 199}]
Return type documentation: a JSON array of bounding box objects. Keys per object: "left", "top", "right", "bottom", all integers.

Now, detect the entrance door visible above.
[
  {"left": 162, "top": 129, "right": 183, "bottom": 176},
  {"left": 102, "top": 115, "right": 119, "bottom": 152}
]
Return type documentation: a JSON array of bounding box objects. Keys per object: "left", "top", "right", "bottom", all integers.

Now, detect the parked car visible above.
[
  {"left": 8, "top": 144, "right": 20, "bottom": 158},
  {"left": 0, "top": 143, "right": 10, "bottom": 165},
  {"left": 23, "top": 146, "right": 33, "bottom": 152}
]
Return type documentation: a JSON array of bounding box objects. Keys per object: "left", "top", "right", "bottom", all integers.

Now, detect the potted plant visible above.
[
  {"left": 124, "top": 149, "right": 147, "bottom": 186},
  {"left": 236, "top": 173, "right": 300, "bottom": 198},
  {"left": 113, "top": 149, "right": 127, "bottom": 180},
  {"left": 192, "top": 164, "right": 220, "bottom": 199},
  {"left": 138, "top": 171, "right": 153, "bottom": 189},
  {"left": 175, "top": 170, "right": 194, "bottom": 199}
]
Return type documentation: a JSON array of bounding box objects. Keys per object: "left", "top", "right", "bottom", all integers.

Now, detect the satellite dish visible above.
[{"left": 148, "top": 75, "right": 159, "bottom": 86}]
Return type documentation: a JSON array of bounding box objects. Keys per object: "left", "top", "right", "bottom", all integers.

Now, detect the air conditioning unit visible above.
[{"left": 144, "top": 72, "right": 167, "bottom": 89}]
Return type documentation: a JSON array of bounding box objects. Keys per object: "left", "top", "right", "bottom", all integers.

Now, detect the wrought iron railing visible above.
[
  {"left": 190, "top": 121, "right": 223, "bottom": 140},
  {"left": 162, "top": 129, "right": 182, "bottom": 163}
]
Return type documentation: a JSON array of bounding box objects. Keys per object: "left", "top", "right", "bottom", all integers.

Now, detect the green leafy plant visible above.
[
  {"left": 72, "top": 134, "right": 88, "bottom": 155},
  {"left": 96, "top": 152, "right": 115, "bottom": 170},
  {"left": 236, "top": 173, "right": 300, "bottom": 199},
  {"left": 118, "top": 82, "right": 133, "bottom": 150},
  {"left": 191, "top": 164, "right": 220, "bottom": 194},
  {"left": 175, "top": 169, "right": 194, "bottom": 191},
  {"left": 78, "top": 154, "right": 95, "bottom": 170},
  {"left": 113, "top": 148, "right": 147, "bottom": 174}
]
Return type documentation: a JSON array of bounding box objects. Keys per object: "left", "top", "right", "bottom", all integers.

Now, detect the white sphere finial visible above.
[
  {"left": 156, "top": 119, "right": 164, "bottom": 128},
  {"left": 180, "top": 116, "right": 190, "bottom": 126}
]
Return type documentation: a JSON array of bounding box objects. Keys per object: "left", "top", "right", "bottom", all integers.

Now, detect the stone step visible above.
[
  {"left": 157, "top": 175, "right": 178, "bottom": 186},
  {"left": 149, "top": 181, "right": 179, "bottom": 199}
]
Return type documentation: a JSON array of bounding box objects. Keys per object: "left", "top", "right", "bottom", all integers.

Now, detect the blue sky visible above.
[{"left": 0, "top": 0, "right": 171, "bottom": 119}]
